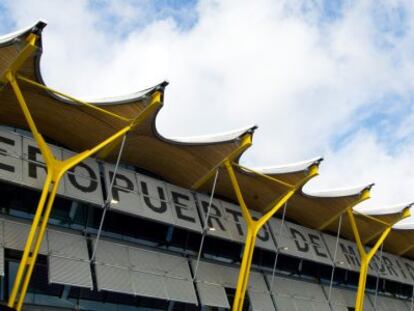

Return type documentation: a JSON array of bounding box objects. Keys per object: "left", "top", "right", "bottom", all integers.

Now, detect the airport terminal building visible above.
[{"left": 1, "top": 21, "right": 414, "bottom": 311}]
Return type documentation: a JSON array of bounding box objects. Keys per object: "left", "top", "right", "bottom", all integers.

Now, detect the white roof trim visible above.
[
  {"left": 0, "top": 21, "right": 164, "bottom": 106},
  {"left": 0, "top": 20, "right": 47, "bottom": 44},
  {"left": 167, "top": 124, "right": 257, "bottom": 143},
  {"left": 253, "top": 157, "right": 323, "bottom": 175},
  {"left": 303, "top": 183, "right": 373, "bottom": 198},
  {"left": 393, "top": 216, "right": 414, "bottom": 230},
  {"left": 81, "top": 90, "right": 153, "bottom": 104},
  {"left": 61, "top": 83, "right": 165, "bottom": 106},
  {"left": 357, "top": 202, "right": 414, "bottom": 216}
]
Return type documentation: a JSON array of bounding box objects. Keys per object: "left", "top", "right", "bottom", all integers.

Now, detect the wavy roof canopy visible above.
[
  {"left": 1, "top": 22, "right": 414, "bottom": 259},
  {"left": 198, "top": 158, "right": 322, "bottom": 213},
  {"left": 380, "top": 204, "right": 414, "bottom": 257},
  {"left": 285, "top": 186, "right": 372, "bottom": 232},
  {"left": 329, "top": 206, "right": 410, "bottom": 245},
  {"left": 199, "top": 162, "right": 412, "bottom": 256},
  {"left": 385, "top": 229, "right": 414, "bottom": 257},
  {"left": 0, "top": 21, "right": 257, "bottom": 191}
]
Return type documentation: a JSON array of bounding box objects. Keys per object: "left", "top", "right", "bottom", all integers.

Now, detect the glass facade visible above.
[
  {"left": 0, "top": 179, "right": 413, "bottom": 311},
  {"left": 0, "top": 181, "right": 245, "bottom": 310}
]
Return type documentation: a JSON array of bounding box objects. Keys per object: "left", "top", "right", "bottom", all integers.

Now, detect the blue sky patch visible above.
[
  {"left": 0, "top": 3, "right": 16, "bottom": 34},
  {"left": 331, "top": 93, "right": 413, "bottom": 154},
  {"left": 88, "top": 0, "right": 198, "bottom": 39}
]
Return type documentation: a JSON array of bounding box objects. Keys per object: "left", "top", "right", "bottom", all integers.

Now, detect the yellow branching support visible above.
[
  {"left": 191, "top": 133, "right": 253, "bottom": 190},
  {"left": 317, "top": 188, "right": 371, "bottom": 231},
  {"left": 0, "top": 34, "right": 38, "bottom": 84},
  {"left": 5, "top": 27, "right": 409, "bottom": 311},
  {"left": 2, "top": 35, "right": 162, "bottom": 310},
  {"left": 225, "top": 160, "right": 319, "bottom": 311},
  {"left": 17, "top": 74, "right": 132, "bottom": 123},
  {"left": 347, "top": 207, "right": 411, "bottom": 311}
]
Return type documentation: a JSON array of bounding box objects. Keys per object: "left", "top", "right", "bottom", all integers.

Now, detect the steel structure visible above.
[
  {"left": 224, "top": 160, "right": 318, "bottom": 310},
  {"left": 0, "top": 32, "right": 161, "bottom": 310},
  {"left": 347, "top": 207, "right": 411, "bottom": 310},
  {"left": 0, "top": 21, "right": 413, "bottom": 311}
]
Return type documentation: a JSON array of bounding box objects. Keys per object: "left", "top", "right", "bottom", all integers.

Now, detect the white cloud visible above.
[{"left": 3, "top": 0, "right": 414, "bottom": 222}]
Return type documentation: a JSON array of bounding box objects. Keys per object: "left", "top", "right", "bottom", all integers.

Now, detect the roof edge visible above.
[
  {"left": 253, "top": 157, "right": 323, "bottom": 175},
  {"left": 64, "top": 81, "right": 169, "bottom": 106},
  {"left": 1, "top": 22, "right": 259, "bottom": 149},
  {"left": 0, "top": 20, "right": 167, "bottom": 107},
  {"left": 165, "top": 124, "right": 257, "bottom": 144},
  {"left": 0, "top": 20, "right": 46, "bottom": 45},
  {"left": 303, "top": 183, "right": 374, "bottom": 198},
  {"left": 358, "top": 202, "right": 414, "bottom": 217}
]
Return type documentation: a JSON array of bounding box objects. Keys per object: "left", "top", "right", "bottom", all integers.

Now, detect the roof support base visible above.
[
  {"left": 224, "top": 160, "right": 318, "bottom": 311},
  {"left": 347, "top": 208, "right": 410, "bottom": 311},
  {"left": 3, "top": 67, "right": 161, "bottom": 310}
]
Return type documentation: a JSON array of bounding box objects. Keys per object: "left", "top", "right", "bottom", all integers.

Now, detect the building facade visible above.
[
  {"left": 0, "top": 126, "right": 413, "bottom": 310},
  {"left": 1, "top": 21, "right": 414, "bottom": 311}
]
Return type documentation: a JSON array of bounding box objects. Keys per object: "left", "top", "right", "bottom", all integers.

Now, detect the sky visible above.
[{"left": 1, "top": 0, "right": 414, "bottom": 225}]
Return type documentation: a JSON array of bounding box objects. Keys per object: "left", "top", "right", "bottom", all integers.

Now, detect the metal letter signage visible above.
[
  {"left": 167, "top": 183, "right": 202, "bottom": 233},
  {"left": 63, "top": 150, "right": 103, "bottom": 205},
  {"left": 0, "top": 130, "right": 22, "bottom": 183},
  {"left": 196, "top": 194, "right": 275, "bottom": 251},
  {"left": 196, "top": 193, "right": 233, "bottom": 240},
  {"left": 104, "top": 165, "right": 143, "bottom": 214},
  {"left": 1, "top": 127, "right": 414, "bottom": 285},
  {"left": 22, "top": 137, "right": 64, "bottom": 193},
  {"left": 323, "top": 232, "right": 414, "bottom": 284},
  {"left": 269, "top": 218, "right": 332, "bottom": 265},
  {"left": 137, "top": 174, "right": 174, "bottom": 225}
]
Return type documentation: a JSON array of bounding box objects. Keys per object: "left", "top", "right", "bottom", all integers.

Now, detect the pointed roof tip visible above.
[
  {"left": 151, "top": 80, "right": 169, "bottom": 97},
  {"left": 364, "top": 183, "right": 375, "bottom": 192},
  {"left": 303, "top": 183, "right": 374, "bottom": 198},
  {"left": 160, "top": 80, "right": 169, "bottom": 88},
  {"left": 357, "top": 201, "right": 414, "bottom": 217},
  {"left": 166, "top": 124, "right": 257, "bottom": 144},
  {"left": 61, "top": 81, "right": 167, "bottom": 106},
  {"left": 313, "top": 157, "right": 324, "bottom": 166},
  {"left": 253, "top": 156, "right": 323, "bottom": 175},
  {"left": 1, "top": 21, "right": 166, "bottom": 107},
  {"left": 0, "top": 20, "right": 47, "bottom": 44},
  {"left": 392, "top": 206, "right": 414, "bottom": 229},
  {"left": 244, "top": 124, "right": 258, "bottom": 137},
  {"left": 33, "top": 20, "right": 47, "bottom": 34}
]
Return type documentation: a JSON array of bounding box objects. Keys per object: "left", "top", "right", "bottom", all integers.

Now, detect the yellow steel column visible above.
[
  {"left": 223, "top": 161, "right": 255, "bottom": 311},
  {"left": 234, "top": 228, "right": 256, "bottom": 311},
  {"left": 15, "top": 176, "right": 62, "bottom": 311},
  {"left": 347, "top": 208, "right": 411, "bottom": 311},
  {"left": 224, "top": 160, "right": 319, "bottom": 311},
  {"left": 356, "top": 256, "right": 369, "bottom": 309},
  {"left": 4, "top": 69, "right": 161, "bottom": 310}
]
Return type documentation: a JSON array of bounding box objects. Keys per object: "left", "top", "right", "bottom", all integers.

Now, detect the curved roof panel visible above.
[
  {"left": 381, "top": 203, "right": 414, "bottom": 257},
  {"left": 168, "top": 125, "right": 257, "bottom": 144},
  {"left": 0, "top": 21, "right": 256, "bottom": 191},
  {"left": 253, "top": 157, "right": 323, "bottom": 175},
  {"left": 284, "top": 184, "right": 373, "bottom": 233},
  {"left": 198, "top": 159, "right": 322, "bottom": 214},
  {"left": 1, "top": 21, "right": 413, "bottom": 260}
]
